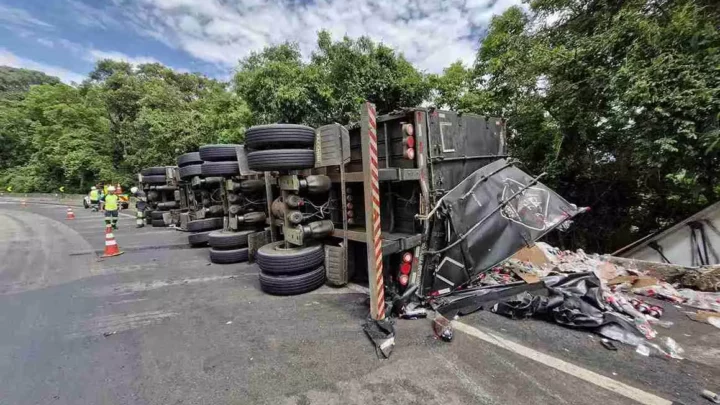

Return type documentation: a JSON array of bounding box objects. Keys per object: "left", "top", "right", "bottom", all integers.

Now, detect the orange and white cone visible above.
[
  {"left": 66, "top": 207, "right": 76, "bottom": 220},
  {"left": 101, "top": 224, "right": 124, "bottom": 257}
]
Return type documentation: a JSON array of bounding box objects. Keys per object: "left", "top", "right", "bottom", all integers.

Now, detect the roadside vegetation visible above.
[{"left": 0, "top": 0, "right": 718, "bottom": 252}]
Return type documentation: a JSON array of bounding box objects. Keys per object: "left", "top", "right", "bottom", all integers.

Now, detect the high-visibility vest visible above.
[
  {"left": 90, "top": 190, "right": 99, "bottom": 200},
  {"left": 105, "top": 194, "right": 119, "bottom": 211}
]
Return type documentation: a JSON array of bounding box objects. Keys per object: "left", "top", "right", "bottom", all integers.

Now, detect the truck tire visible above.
[
  {"left": 177, "top": 152, "right": 202, "bottom": 167},
  {"left": 247, "top": 149, "right": 314, "bottom": 171},
  {"left": 259, "top": 266, "right": 326, "bottom": 295},
  {"left": 150, "top": 211, "right": 164, "bottom": 220},
  {"left": 187, "top": 217, "right": 223, "bottom": 232},
  {"left": 201, "top": 161, "right": 239, "bottom": 176},
  {"left": 142, "top": 175, "right": 166, "bottom": 184},
  {"left": 209, "top": 247, "right": 249, "bottom": 264},
  {"left": 151, "top": 219, "right": 166, "bottom": 227},
  {"left": 208, "top": 230, "right": 252, "bottom": 249},
  {"left": 188, "top": 231, "right": 211, "bottom": 247},
  {"left": 141, "top": 167, "right": 166, "bottom": 176},
  {"left": 179, "top": 164, "right": 202, "bottom": 179},
  {"left": 256, "top": 241, "right": 324, "bottom": 274},
  {"left": 245, "top": 124, "right": 315, "bottom": 150},
  {"left": 83, "top": 198, "right": 89, "bottom": 209},
  {"left": 147, "top": 190, "right": 159, "bottom": 202},
  {"left": 199, "top": 144, "right": 239, "bottom": 162}
]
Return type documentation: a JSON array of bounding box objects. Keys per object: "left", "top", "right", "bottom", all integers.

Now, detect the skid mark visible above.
[
  {"left": 68, "top": 310, "right": 178, "bottom": 338},
  {"left": 92, "top": 275, "right": 242, "bottom": 296}
]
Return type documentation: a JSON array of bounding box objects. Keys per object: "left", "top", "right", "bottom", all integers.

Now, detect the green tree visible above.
[
  {"left": 443, "top": 1, "right": 720, "bottom": 251},
  {"left": 1, "top": 83, "right": 114, "bottom": 192},
  {"left": 234, "top": 31, "right": 430, "bottom": 126},
  {"left": 0, "top": 66, "right": 60, "bottom": 100}
]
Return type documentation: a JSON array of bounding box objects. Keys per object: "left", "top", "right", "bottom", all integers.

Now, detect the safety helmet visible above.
[
  {"left": 107, "top": 186, "right": 116, "bottom": 192},
  {"left": 130, "top": 186, "right": 138, "bottom": 194},
  {"left": 91, "top": 186, "right": 97, "bottom": 190}
]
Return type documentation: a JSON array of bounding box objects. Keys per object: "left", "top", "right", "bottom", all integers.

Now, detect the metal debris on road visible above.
[{"left": 362, "top": 317, "right": 395, "bottom": 359}]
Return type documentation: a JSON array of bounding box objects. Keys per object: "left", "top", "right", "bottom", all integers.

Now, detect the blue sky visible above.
[{"left": 0, "top": 0, "right": 520, "bottom": 83}]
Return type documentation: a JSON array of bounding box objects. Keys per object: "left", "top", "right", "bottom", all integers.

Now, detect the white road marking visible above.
[{"left": 453, "top": 321, "right": 673, "bottom": 405}]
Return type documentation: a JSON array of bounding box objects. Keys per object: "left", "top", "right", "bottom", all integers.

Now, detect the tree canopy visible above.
[
  {"left": 431, "top": 0, "right": 720, "bottom": 251},
  {"left": 2, "top": 11, "right": 719, "bottom": 252},
  {"left": 0, "top": 66, "right": 60, "bottom": 100}
]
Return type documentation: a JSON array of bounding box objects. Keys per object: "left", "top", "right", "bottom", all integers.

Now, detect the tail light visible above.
[
  {"left": 398, "top": 251, "right": 413, "bottom": 286},
  {"left": 402, "top": 123, "right": 415, "bottom": 160},
  {"left": 345, "top": 187, "right": 353, "bottom": 220},
  {"left": 402, "top": 252, "right": 413, "bottom": 263}
]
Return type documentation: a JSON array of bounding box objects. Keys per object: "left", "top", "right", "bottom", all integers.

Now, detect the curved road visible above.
[{"left": 0, "top": 201, "right": 717, "bottom": 405}]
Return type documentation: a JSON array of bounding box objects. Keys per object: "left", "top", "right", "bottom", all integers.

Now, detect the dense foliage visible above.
[
  {"left": 431, "top": 0, "right": 720, "bottom": 251},
  {"left": 0, "top": 66, "right": 60, "bottom": 100},
  {"left": 1, "top": 6, "right": 719, "bottom": 251}
]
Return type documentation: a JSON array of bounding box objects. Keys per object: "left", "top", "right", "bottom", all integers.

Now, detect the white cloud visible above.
[
  {"left": 109, "top": 0, "right": 522, "bottom": 73},
  {"left": 0, "top": 4, "right": 53, "bottom": 29},
  {"left": 66, "top": 0, "right": 122, "bottom": 29},
  {"left": 86, "top": 49, "right": 162, "bottom": 65},
  {"left": 37, "top": 38, "right": 55, "bottom": 48},
  {"left": 0, "top": 48, "right": 85, "bottom": 84}
]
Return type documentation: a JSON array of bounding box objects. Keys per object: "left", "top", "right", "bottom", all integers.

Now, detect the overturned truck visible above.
[{"left": 243, "top": 102, "right": 583, "bottom": 320}]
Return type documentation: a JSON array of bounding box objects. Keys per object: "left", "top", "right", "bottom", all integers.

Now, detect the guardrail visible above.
[{"left": 0, "top": 193, "right": 86, "bottom": 207}]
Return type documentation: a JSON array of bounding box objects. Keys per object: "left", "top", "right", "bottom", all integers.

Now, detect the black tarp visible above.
[{"left": 434, "top": 272, "right": 646, "bottom": 344}]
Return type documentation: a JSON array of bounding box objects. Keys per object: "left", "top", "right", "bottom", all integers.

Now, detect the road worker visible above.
[
  {"left": 100, "top": 185, "right": 120, "bottom": 229},
  {"left": 130, "top": 186, "right": 147, "bottom": 228},
  {"left": 89, "top": 186, "right": 100, "bottom": 211}
]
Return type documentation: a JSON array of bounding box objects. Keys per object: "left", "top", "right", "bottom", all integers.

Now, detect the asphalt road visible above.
[{"left": 0, "top": 200, "right": 718, "bottom": 405}]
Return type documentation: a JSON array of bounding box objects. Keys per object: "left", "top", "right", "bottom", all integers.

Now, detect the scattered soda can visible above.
[{"left": 648, "top": 306, "right": 663, "bottom": 318}]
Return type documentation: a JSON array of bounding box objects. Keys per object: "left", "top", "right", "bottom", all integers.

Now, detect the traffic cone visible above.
[
  {"left": 66, "top": 207, "right": 76, "bottom": 220},
  {"left": 101, "top": 224, "right": 124, "bottom": 257}
]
